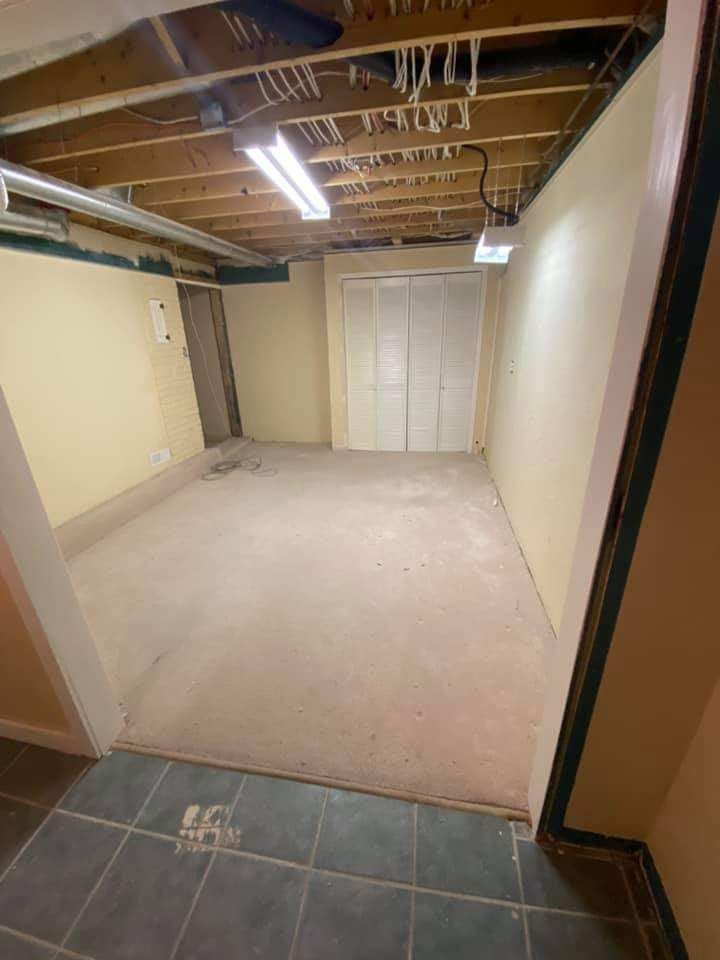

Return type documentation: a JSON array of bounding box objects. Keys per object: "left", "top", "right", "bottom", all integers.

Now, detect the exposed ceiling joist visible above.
[
  {"left": 132, "top": 138, "right": 544, "bottom": 207},
  {"left": 7, "top": 75, "right": 600, "bottom": 167},
  {"left": 41, "top": 91, "right": 592, "bottom": 188},
  {"left": 167, "top": 168, "right": 532, "bottom": 222},
  {"left": 0, "top": 1, "right": 643, "bottom": 135},
  {"left": 183, "top": 186, "right": 524, "bottom": 233},
  {"left": 214, "top": 205, "right": 511, "bottom": 242}
]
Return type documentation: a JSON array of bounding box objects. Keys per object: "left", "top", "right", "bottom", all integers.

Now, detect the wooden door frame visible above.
[{"left": 531, "top": 0, "right": 718, "bottom": 850}]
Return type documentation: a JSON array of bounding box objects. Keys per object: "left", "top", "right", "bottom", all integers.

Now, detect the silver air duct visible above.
[
  {"left": 0, "top": 203, "right": 69, "bottom": 242},
  {"left": 0, "top": 160, "right": 270, "bottom": 266}
]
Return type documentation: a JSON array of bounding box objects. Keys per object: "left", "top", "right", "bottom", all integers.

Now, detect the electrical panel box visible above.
[{"left": 149, "top": 299, "right": 170, "bottom": 343}]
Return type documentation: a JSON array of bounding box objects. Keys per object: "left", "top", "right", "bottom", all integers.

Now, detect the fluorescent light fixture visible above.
[
  {"left": 474, "top": 244, "right": 512, "bottom": 264},
  {"left": 244, "top": 131, "right": 330, "bottom": 221},
  {"left": 474, "top": 223, "right": 526, "bottom": 264}
]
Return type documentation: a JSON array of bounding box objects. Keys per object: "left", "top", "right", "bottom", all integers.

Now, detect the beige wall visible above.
[
  {"left": 223, "top": 261, "right": 332, "bottom": 443},
  {"left": 322, "top": 244, "right": 501, "bottom": 451},
  {"left": 0, "top": 534, "right": 69, "bottom": 732},
  {"left": 0, "top": 233, "right": 204, "bottom": 527},
  {"left": 566, "top": 203, "right": 720, "bottom": 835},
  {"left": 484, "top": 50, "right": 660, "bottom": 631},
  {"left": 648, "top": 679, "right": 720, "bottom": 958}
]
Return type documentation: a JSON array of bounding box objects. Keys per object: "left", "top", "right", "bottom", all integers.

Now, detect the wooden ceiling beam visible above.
[
  {"left": 170, "top": 168, "right": 533, "bottom": 222},
  {"left": 133, "top": 137, "right": 544, "bottom": 207},
  {"left": 42, "top": 92, "right": 588, "bottom": 188},
  {"left": 237, "top": 219, "right": 491, "bottom": 251},
  {"left": 7, "top": 74, "right": 598, "bottom": 166},
  {"left": 185, "top": 186, "right": 524, "bottom": 233},
  {"left": 215, "top": 205, "right": 505, "bottom": 241},
  {"left": 0, "top": 1, "right": 640, "bottom": 134}
]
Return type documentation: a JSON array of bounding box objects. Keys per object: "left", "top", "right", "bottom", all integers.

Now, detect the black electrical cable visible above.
[{"left": 463, "top": 144, "right": 519, "bottom": 226}]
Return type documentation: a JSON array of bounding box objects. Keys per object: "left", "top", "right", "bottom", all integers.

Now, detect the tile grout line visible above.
[
  {"left": 511, "top": 826, "right": 533, "bottom": 960},
  {"left": 0, "top": 757, "right": 90, "bottom": 889},
  {"left": 407, "top": 803, "right": 417, "bottom": 960},
  {"left": 0, "top": 743, "right": 29, "bottom": 781},
  {"left": 618, "top": 859, "right": 653, "bottom": 960},
  {"left": 287, "top": 787, "right": 329, "bottom": 960},
  {"left": 0, "top": 784, "right": 645, "bottom": 925},
  {"left": 167, "top": 773, "right": 249, "bottom": 960},
  {"left": 56, "top": 760, "right": 172, "bottom": 954}
]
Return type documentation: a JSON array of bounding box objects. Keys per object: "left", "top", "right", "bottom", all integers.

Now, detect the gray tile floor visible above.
[{"left": 0, "top": 742, "right": 671, "bottom": 960}]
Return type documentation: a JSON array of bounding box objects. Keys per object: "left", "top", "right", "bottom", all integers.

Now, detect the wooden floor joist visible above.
[
  {"left": 0, "top": 1, "right": 642, "bottom": 131},
  {"left": 0, "top": 0, "right": 664, "bottom": 257}
]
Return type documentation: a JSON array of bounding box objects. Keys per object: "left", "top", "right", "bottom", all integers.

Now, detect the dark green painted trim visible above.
[
  {"left": 218, "top": 263, "right": 289, "bottom": 285},
  {"left": 0, "top": 230, "right": 183, "bottom": 277},
  {"left": 641, "top": 847, "right": 689, "bottom": 960},
  {"left": 548, "top": 827, "right": 687, "bottom": 960}
]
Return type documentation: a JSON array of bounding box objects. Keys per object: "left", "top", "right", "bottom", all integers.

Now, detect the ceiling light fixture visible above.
[
  {"left": 235, "top": 127, "right": 330, "bottom": 221},
  {"left": 474, "top": 224, "right": 527, "bottom": 264}
]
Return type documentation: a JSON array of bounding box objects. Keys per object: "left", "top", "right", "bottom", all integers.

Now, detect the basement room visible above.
[{"left": 3, "top": 0, "right": 715, "bottom": 958}]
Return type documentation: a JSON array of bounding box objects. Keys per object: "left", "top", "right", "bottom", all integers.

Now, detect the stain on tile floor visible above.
[{"left": 0, "top": 745, "right": 672, "bottom": 960}]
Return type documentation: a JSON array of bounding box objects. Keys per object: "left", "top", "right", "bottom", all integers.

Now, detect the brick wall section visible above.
[{"left": 146, "top": 292, "right": 205, "bottom": 465}]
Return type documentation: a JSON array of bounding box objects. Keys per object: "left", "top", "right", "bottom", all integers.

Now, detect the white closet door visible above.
[
  {"left": 438, "top": 273, "right": 482, "bottom": 452},
  {"left": 407, "top": 275, "right": 444, "bottom": 451},
  {"left": 375, "top": 277, "right": 409, "bottom": 451},
  {"left": 344, "top": 279, "right": 376, "bottom": 450}
]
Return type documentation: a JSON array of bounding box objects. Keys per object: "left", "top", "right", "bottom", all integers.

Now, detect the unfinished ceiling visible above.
[{"left": 0, "top": 0, "right": 664, "bottom": 262}]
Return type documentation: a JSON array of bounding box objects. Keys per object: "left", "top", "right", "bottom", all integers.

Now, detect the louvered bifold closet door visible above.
[
  {"left": 344, "top": 278, "right": 377, "bottom": 450},
  {"left": 438, "top": 273, "right": 482, "bottom": 452},
  {"left": 375, "top": 277, "right": 409, "bottom": 451},
  {"left": 407, "top": 275, "right": 444, "bottom": 451}
]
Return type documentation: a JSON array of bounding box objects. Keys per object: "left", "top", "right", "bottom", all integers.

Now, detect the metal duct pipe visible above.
[
  {"left": 0, "top": 202, "right": 70, "bottom": 242},
  {"left": 0, "top": 160, "right": 270, "bottom": 266}
]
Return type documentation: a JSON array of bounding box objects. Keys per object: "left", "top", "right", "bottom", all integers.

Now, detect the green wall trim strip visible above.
[
  {"left": 0, "top": 230, "right": 179, "bottom": 278},
  {"left": 218, "top": 263, "right": 289, "bottom": 285}
]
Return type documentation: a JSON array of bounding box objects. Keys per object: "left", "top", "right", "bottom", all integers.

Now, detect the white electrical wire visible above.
[{"left": 466, "top": 37, "right": 482, "bottom": 96}]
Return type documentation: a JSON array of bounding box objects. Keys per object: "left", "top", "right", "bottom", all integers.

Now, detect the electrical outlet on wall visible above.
[{"left": 149, "top": 448, "right": 171, "bottom": 467}]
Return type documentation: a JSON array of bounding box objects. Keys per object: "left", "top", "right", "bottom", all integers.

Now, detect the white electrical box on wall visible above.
[{"left": 149, "top": 299, "right": 170, "bottom": 343}]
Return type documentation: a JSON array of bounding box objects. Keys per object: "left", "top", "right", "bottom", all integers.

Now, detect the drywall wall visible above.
[
  {"left": 322, "top": 244, "right": 501, "bottom": 451},
  {"left": 0, "top": 228, "right": 205, "bottom": 527},
  {"left": 484, "top": 50, "right": 661, "bottom": 631},
  {"left": 223, "top": 261, "right": 332, "bottom": 443},
  {"left": 0, "top": 387, "right": 121, "bottom": 754},
  {"left": 0, "top": 534, "right": 69, "bottom": 732},
  {"left": 648, "top": 678, "right": 720, "bottom": 958},
  {"left": 566, "top": 202, "right": 720, "bottom": 841},
  {"left": 179, "top": 286, "right": 231, "bottom": 445}
]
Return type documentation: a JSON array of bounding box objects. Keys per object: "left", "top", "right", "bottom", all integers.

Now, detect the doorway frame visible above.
[{"left": 340, "top": 266, "right": 488, "bottom": 454}]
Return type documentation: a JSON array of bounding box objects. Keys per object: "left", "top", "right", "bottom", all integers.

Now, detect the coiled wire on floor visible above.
[{"left": 202, "top": 454, "right": 277, "bottom": 481}]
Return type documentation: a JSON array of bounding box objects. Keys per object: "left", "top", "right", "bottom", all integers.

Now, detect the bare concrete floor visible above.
[{"left": 69, "top": 443, "right": 555, "bottom": 811}]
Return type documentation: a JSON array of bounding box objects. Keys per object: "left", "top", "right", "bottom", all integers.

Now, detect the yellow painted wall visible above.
[
  {"left": 648, "top": 679, "right": 720, "bottom": 958},
  {"left": 483, "top": 50, "right": 661, "bottom": 630},
  {"left": 322, "top": 244, "right": 501, "bottom": 451},
  {"left": 223, "top": 261, "right": 332, "bottom": 443},
  {"left": 0, "top": 230, "right": 204, "bottom": 527}
]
